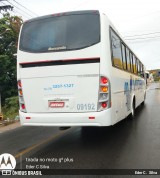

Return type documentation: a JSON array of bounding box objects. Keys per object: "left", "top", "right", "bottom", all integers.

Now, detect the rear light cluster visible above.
[
  {"left": 98, "top": 76, "right": 111, "bottom": 111},
  {"left": 18, "top": 80, "right": 26, "bottom": 112}
]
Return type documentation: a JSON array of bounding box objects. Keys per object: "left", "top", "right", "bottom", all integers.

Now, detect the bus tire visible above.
[
  {"left": 131, "top": 98, "right": 135, "bottom": 118},
  {"left": 141, "top": 101, "right": 145, "bottom": 106},
  {"left": 141, "top": 92, "right": 146, "bottom": 106}
]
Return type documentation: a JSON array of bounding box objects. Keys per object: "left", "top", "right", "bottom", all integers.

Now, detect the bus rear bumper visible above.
[{"left": 19, "top": 109, "right": 113, "bottom": 127}]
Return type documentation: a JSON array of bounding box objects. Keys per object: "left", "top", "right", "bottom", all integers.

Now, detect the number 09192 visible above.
[{"left": 77, "top": 103, "right": 95, "bottom": 110}]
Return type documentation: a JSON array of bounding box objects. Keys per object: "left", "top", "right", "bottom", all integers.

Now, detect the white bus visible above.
[{"left": 17, "top": 10, "right": 146, "bottom": 127}]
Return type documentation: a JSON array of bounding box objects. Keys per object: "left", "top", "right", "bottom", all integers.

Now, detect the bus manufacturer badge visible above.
[{"left": 49, "top": 102, "right": 65, "bottom": 108}]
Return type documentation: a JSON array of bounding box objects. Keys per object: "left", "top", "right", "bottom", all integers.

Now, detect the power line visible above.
[
  {"left": 6, "top": 0, "right": 33, "bottom": 18},
  {"left": 124, "top": 31, "right": 160, "bottom": 38},
  {"left": 0, "top": 0, "right": 13, "bottom": 13},
  {"left": 1, "top": 0, "right": 38, "bottom": 19},
  {"left": 0, "top": 5, "right": 13, "bottom": 12},
  {"left": 12, "top": 0, "right": 38, "bottom": 16},
  {"left": 120, "top": 9, "right": 160, "bottom": 24},
  {"left": 125, "top": 35, "right": 160, "bottom": 41},
  {"left": 0, "top": 1, "right": 16, "bottom": 18},
  {"left": 12, "top": 9, "right": 30, "bottom": 19},
  {"left": 1, "top": 0, "right": 30, "bottom": 19}
]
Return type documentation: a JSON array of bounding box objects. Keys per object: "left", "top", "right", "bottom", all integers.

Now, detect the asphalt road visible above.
[{"left": 0, "top": 82, "right": 160, "bottom": 175}]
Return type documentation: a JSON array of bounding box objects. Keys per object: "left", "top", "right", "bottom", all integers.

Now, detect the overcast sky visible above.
[{"left": 3, "top": 0, "right": 160, "bottom": 70}]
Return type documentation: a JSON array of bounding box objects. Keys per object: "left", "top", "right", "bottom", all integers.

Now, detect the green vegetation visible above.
[
  {"left": 2, "top": 96, "right": 19, "bottom": 120},
  {"left": 0, "top": 13, "right": 23, "bottom": 120}
]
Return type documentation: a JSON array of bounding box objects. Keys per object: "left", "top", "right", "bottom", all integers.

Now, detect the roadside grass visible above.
[{"left": 1, "top": 96, "right": 19, "bottom": 123}]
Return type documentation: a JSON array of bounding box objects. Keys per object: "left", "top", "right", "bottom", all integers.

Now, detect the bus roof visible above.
[{"left": 24, "top": 10, "right": 100, "bottom": 23}]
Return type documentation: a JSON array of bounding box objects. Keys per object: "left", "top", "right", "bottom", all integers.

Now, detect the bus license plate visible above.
[{"left": 49, "top": 101, "right": 65, "bottom": 108}]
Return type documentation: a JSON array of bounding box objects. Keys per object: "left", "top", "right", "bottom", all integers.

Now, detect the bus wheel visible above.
[
  {"left": 131, "top": 99, "right": 135, "bottom": 118},
  {"left": 141, "top": 100, "right": 145, "bottom": 106},
  {"left": 141, "top": 93, "right": 146, "bottom": 106}
]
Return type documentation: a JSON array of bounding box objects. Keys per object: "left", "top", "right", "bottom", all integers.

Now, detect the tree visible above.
[{"left": 0, "top": 13, "right": 23, "bottom": 105}]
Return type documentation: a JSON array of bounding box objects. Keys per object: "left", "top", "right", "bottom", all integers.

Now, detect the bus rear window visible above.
[{"left": 19, "top": 13, "right": 100, "bottom": 53}]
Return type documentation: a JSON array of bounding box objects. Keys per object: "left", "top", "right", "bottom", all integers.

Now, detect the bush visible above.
[{"left": 2, "top": 96, "right": 19, "bottom": 120}]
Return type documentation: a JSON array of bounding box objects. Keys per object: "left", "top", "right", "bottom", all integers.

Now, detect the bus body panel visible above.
[
  {"left": 110, "top": 67, "right": 146, "bottom": 124},
  {"left": 19, "top": 108, "right": 112, "bottom": 126},
  {"left": 17, "top": 43, "right": 101, "bottom": 64},
  {"left": 20, "top": 63, "right": 100, "bottom": 113}
]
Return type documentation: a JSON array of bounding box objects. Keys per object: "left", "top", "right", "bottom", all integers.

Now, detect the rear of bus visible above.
[{"left": 17, "top": 10, "right": 112, "bottom": 127}]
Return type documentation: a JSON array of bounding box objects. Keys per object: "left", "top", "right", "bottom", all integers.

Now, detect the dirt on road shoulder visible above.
[{"left": 0, "top": 121, "right": 21, "bottom": 134}]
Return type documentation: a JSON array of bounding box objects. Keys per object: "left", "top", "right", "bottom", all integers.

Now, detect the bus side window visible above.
[
  {"left": 138, "top": 61, "right": 144, "bottom": 78},
  {"left": 137, "top": 60, "right": 140, "bottom": 76},
  {"left": 126, "top": 48, "right": 131, "bottom": 72},
  {"left": 142, "top": 65, "right": 145, "bottom": 78},
  {"left": 130, "top": 52, "right": 133, "bottom": 73},
  {"left": 133, "top": 56, "right": 137, "bottom": 74},
  {"left": 111, "top": 30, "right": 123, "bottom": 69},
  {"left": 135, "top": 58, "right": 138, "bottom": 74},
  {"left": 121, "top": 43, "right": 127, "bottom": 70}
]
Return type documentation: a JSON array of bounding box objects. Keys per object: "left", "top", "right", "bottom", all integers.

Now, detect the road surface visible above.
[{"left": 0, "top": 82, "right": 160, "bottom": 176}]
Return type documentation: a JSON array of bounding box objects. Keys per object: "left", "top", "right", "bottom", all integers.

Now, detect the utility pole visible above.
[{"left": 0, "top": 0, "right": 13, "bottom": 13}]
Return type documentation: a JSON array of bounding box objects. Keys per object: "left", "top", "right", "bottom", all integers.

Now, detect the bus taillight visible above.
[
  {"left": 98, "top": 76, "right": 111, "bottom": 111},
  {"left": 18, "top": 80, "right": 22, "bottom": 88},
  {"left": 101, "top": 102, "right": 107, "bottom": 108},
  {"left": 18, "top": 80, "right": 26, "bottom": 112},
  {"left": 21, "top": 103, "right": 26, "bottom": 110},
  {"left": 101, "top": 86, "right": 108, "bottom": 92},
  {"left": 101, "top": 77, "right": 108, "bottom": 84},
  {"left": 19, "top": 89, "right": 23, "bottom": 96}
]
